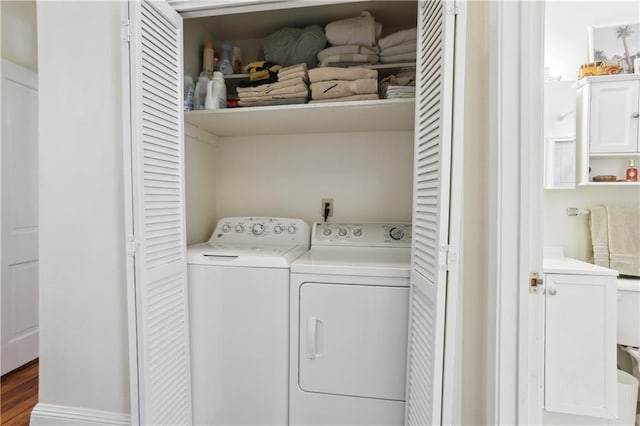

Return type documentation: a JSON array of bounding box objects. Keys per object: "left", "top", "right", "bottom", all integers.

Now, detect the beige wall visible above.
[
  {"left": 1, "top": 1, "right": 38, "bottom": 71},
  {"left": 214, "top": 131, "right": 414, "bottom": 225},
  {"left": 461, "top": 1, "right": 489, "bottom": 424},
  {"left": 185, "top": 124, "right": 218, "bottom": 244}
]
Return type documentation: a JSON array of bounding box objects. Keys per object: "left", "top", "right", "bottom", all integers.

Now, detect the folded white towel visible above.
[
  {"left": 325, "top": 11, "right": 381, "bottom": 47},
  {"left": 278, "top": 63, "right": 308, "bottom": 79},
  {"left": 309, "top": 67, "right": 378, "bottom": 82},
  {"left": 279, "top": 71, "right": 309, "bottom": 82},
  {"left": 237, "top": 89, "right": 309, "bottom": 103},
  {"left": 236, "top": 78, "right": 306, "bottom": 94},
  {"left": 380, "top": 41, "right": 416, "bottom": 57},
  {"left": 310, "top": 79, "right": 378, "bottom": 100},
  {"left": 378, "top": 28, "right": 417, "bottom": 50},
  {"left": 319, "top": 53, "right": 379, "bottom": 67},
  {"left": 379, "top": 51, "right": 417, "bottom": 63},
  {"left": 239, "top": 83, "right": 308, "bottom": 98},
  {"left": 317, "top": 45, "right": 379, "bottom": 62},
  {"left": 309, "top": 94, "right": 379, "bottom": 103}
]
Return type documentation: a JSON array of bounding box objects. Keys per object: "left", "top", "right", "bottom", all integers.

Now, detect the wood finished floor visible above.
[{"left": 1, "top": 360, "right": 38, "bottom": 426}]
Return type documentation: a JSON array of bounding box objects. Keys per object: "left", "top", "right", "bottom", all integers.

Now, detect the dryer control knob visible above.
[
  {"left": 274, "top": 225, "right": 284, "bottom": 234},
  {"left": 235, "top": 224, "right": 245, "bottom": 233},
  {"left": 221, "top": 224, "right": 231, "bottom": 233},
  {"left": 389, "top": 226, "right": 405, "bottom": 240},
  {"left": 288, "top": 226, "right": 297, "bottom": 234},
  {"left": 252, "top": 223, "right": 265, "bottom": 235},
  {"left": 352, "top": 228, "right": 363, "bottom": 237},
  {"left": 338, "top": 228, "right": 348, "bottom": 237},
  {"left": 322, "top": 227, "right": 333, "bottom": 236}
]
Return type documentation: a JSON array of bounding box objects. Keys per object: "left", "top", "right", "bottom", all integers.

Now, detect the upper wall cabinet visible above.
[{"left": 575, "top": 74, "right": 640, "bottom": 185}]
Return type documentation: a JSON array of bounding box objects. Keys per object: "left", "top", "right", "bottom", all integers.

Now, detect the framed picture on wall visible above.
[{"left": 588, "top": 22, "right": 640, "bottom": 73}]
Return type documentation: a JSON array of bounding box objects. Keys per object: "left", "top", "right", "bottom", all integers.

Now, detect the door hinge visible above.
[
  {"left": 127, "top": 236, "right": 139, "bottom": 258},
  {"left": 529, "top": 272, "right": 543, "bottom": 293},
  {"left": 439, "top": 245, "right": 457, "bottom": 271},
  {"left": 121, "top": 19, "right": 131, "bottom": 43},
  {"left": 446, "top": 4, "right": 459, "bottom": 16}
]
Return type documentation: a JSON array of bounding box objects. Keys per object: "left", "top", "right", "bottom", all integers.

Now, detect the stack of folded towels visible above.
[
  {"left": 236, "top": 63, "right": 309, "bottom": 107},
  {"left": 378, "top": 68, "right": 416, "bottom": 99},
  {"left": 316, "top": 11, "right": 382, "bottom": 67},
  {"left": 308, "top": 67, "right": 379, "bottom": 103},
  {"left": 378, "top": 28, "right": 417, "bottom": 64}
]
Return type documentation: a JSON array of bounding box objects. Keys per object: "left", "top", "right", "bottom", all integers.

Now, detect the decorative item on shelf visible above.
[
  {"left": 218, "top": 44, "right": 234, "bottom": 75},
  {"left": 592, "top": 174, "right": 618, "bottom": 182},
  {"left": 588, "top": 22, "right": 639, "bottom": 74},
  {"left": 203, "top": 41, "right": 215, "bottom": 77},
  {"left": 626, "top": 159, "right": 638, "bottom": 181},
  {"left": 578, "top": 60, "right": 621, "bottom": 79}
]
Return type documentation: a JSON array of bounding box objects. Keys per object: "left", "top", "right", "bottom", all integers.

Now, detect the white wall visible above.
[
  {"left": 36, "top": 0, "right": 129, "bottom": 415},
  {"left": 544, "top": 1, "right": 639, "bottom": 81},
  {"left": 1, "top": 1, "right": 38, "bottom": 72},
  {"left": 185, "top": 124, "right": 218, "bottom": 244},
  {"left": 461, "top": 1, "right": 489, "bottom": 423},
  {"left": 214, "top": 131, "right": 414, "bottom": 225},
  {"left": 544, "top": 0, "right": 639, "bottom": 261}
]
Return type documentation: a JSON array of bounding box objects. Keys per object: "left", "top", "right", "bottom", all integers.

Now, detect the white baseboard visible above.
[{"left": 30, "top": 403, "right": 131, "bottom": 426}]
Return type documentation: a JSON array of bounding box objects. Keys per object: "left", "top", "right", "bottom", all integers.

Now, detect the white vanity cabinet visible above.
[
  {"left": 576, "top": 74, "right": 640, "bottom": 185},
  {"left": 543, "top": 257, "right": 618, "bottom": 420}
]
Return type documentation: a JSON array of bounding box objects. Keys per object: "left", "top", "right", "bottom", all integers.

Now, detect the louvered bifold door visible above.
[
  {"left": 123, "top": 1, "right": 191, "bottom": 425},
  {"left": 405, "top": 1, "right": 456, "bottom": 425}
]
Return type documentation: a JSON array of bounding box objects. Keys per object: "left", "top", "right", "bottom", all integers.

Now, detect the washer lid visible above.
[
  {"left": 187, "top": 242, "right": 305, "bottom": 268},
  {"left": 290, "top": 246, "right": 411, "bottom": 277}
]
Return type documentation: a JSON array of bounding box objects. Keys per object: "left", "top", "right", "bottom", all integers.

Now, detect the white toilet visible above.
[{"left": 617, "top": 277, "right": 640, "bottom": 425}]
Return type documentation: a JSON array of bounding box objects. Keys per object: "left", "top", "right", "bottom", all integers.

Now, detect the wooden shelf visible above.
[
  {"left": 578, "top": 181, "right": 640, "bottom": 186},
  {"left": 184, "top": 98, "right": 415, "bottom": 137},
  {"left": 589, "top": 152, "right": 640, "bottom": 158}
]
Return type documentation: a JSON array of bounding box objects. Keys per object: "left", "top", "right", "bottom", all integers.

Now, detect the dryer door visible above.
[{"left": 299, "top": 282, "right": 409, "bottom": 401}]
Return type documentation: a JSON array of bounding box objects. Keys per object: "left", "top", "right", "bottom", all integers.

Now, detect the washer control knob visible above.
[
  {"left": 288, "top": 226, "right": 297, "bottom": 234},
  {"left": 389, "top": 226, "right": 405, "bottom": 241},
  {"left": 252, "top": 223, "right": 265, "bottom": 235},
  {"left": 322, "top": 227, "right": 333, "bottom": 236},
  {"left": 274, "top": 225, "right": 284, "bottom": 234},
  {"left": 221, "top": 224, "right": 231, "bottom": 233},
  {"left": 235, "top": 224, "right": 244, "bottom": 233},
  {"left": 352, "top": 228, "right": 363, "bottom": 237},
  {"left": 338, "top": 228, "right": 348, "bottom": 237}
]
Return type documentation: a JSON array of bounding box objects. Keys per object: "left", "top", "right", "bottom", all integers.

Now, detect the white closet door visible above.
[
  {"left": 406, "top": 1, "right": 456, "bottom": 425},
  {"left": 122, "top": 1, "right": 191, "bottom": 425}
]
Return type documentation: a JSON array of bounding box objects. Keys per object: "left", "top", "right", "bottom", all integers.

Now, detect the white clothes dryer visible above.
[
  {"left": 289, "top": 222, "right": 411, "bottom": 426},
  {"left": 188, "top": 217, "right": 310, "bottom": 426}
]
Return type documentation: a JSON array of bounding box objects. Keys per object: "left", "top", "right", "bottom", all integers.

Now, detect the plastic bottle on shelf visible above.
[
  {"left": 626, "top": 159, "right": 638, "bottom": 182},
  {"left": 203, "top": 41, "right": 215, "bottom": 77},
  {"left": 218, "top": 44, "right": 234, "bottom": 75},
  {"left": 205, "top": 71, "right": 227, "bottom": 110},
  {"left": 184, "top": 75, "right": 195, "bottom": 111},
  {"left": 193, "top": 72, "right": 210, "bottom": 110}
]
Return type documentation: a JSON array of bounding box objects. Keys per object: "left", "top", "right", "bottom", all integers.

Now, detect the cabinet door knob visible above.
[
  {"left": 548, "top": 288, "right": 557, "bottom": 296},
  {"left": 633, "top": 112, "right": 640, "bottom": 118}
]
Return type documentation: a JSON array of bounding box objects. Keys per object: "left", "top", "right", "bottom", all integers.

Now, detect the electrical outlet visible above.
[{"left": 321, "top": 198, "right": 334, "bottom": 218}]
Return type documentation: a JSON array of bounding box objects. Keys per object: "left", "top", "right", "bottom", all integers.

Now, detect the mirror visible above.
[{"left": 543, "top": 80, "right": 576, "bottom": 189}]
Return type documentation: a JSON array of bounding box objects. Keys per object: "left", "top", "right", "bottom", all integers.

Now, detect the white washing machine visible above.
[
  {"left": 187, "top": 217, "right": 310, "bottom": 426},
  {"left": 289, "top": 222, "right": 412, "bottom": 426}
]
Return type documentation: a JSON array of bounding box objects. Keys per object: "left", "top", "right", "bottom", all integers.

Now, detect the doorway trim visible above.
[{"left": 487, "top": 1, "right": 544, "bottom": 423}]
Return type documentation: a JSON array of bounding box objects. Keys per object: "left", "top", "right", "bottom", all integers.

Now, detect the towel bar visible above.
[{"left": 567, "top": 208, "right": 591, "bottom": 216}]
